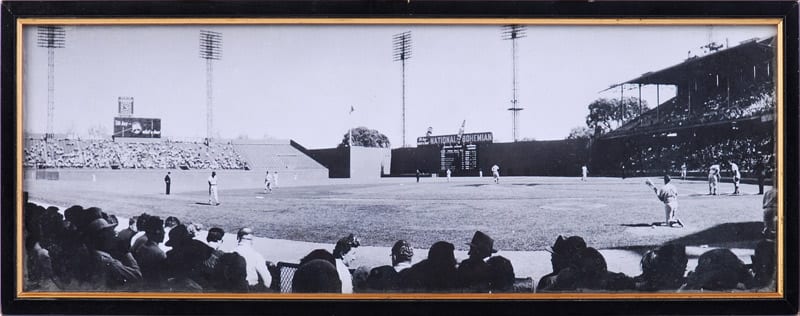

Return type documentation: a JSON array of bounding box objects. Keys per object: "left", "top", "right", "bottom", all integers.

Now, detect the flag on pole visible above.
[
  {"left": 348, "top": 106, "right": 354, "bottom": 147},
  {"left": 350, "top": 105, "right": 355, "bottom": 114}
]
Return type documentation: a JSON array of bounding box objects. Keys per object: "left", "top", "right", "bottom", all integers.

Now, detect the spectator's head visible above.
[
  {"left": 214, "top": 252, "right": 248, "bottom": 292},
  {"left": 573, "top": 247, "right": 607, "bottom": 281},
  {"left": 142, "top": 216, "right": 165, "bottom": 244},
  {"left": 300, "top": 249, "right": 336, "bottom": 267},
  {"left": 466, "top": 231, "right": 497, "bottom": 259},
  {"left": 391, "top": 240, "right": 414, "bottom": 266},
  {"left": 547, "top": 235, "right": 587, "bottom": 272},
  {"left": 212, "top": 171, "right": 216, "bottom": 177},
  {"left": 128, "top": 216, "right": 139, "bottom": 232},
  {"left": 352, "top": 266, "right": 372, "bottom": 292},
  {"left": 81, "top": 216, "right": 118, "bottom": 252},
  {"left": 236, "top": 227, "right": 254, "bottom": 244},
  {"left": 164, "top": 216, "right": 181, "bottom": 229},
  {"left": 487, "top": 256, "right": 515, "bottom": 293},
  {"left": 207, "top": 227, "right": 225, "bottom": 244},
  {"left": 186, "top": 222, "right": 203, "bottom": 238},
  {"left": 333, "top": 234, "right": 360, "bottom": 267},
  {"left": 292, "top": 259, "right": 342, "bottom": 293},
  {"left": 640, "top": 244, "right": 687, "bottom": 288},
  {"left": 427, "top": 241, "right": 457, "bottom": 267},
  {"left": 684, "top": 248, "right": 752, "bottom": 291},
  {"left": 165, "top": 224, "right": 192, "bottom": 247}
]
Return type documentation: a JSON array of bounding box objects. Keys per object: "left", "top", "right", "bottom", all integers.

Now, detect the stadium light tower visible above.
[
  {"left": 502, "top": 25, "right": 526, "bottom": 142},
  {"left": 37, "top": 26, "right": 65, "bottom": 141},
  {"left": 199, "top": 30, "right": 222, "bottom": 143},
  {"left": 393, "top": 31, "right": 412, "bottom": 147}
]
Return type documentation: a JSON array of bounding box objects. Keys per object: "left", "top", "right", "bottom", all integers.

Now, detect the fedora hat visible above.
[
  {"left": 547, "top": 235, "right": 587, "bottom": 255},
  {"left": 165, "top": 224, "right": 192, "bottom": 247},
  {"left": 85, "top": 218, "right": 116, "bottom": 233},
  {"left": 466, "top": 231, "right": 497, "bottom": 254}
]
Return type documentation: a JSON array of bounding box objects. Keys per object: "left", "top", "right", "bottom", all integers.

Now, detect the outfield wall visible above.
[
  {"left": 390, "top": 140, "right": 590, "bottom": 177},
  {"left": 306, "top": 147, "right": 350, "bottom": 178},
  {"left": 22, "top": 168, "right": 327, "bottom": 194},
  {"left": 477, "top": 139, "right": 591, "bottom": 176}
]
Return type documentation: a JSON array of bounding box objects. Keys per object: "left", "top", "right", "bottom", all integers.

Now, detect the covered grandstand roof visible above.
[{"left": 604, "top": 37, "right": 775, "bottom": 88}]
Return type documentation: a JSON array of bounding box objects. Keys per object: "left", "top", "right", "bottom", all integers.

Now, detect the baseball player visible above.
[
  {"left": 208, "top": 171, "right": 219, "bottom": 205},
  {"left": 729, "top": 161, "right": 741, "bottom": 195},
  {"left": 264, "top": 170, "right": 272, "bottom": 193},
  {"left": 708, "top": 163, "right": 721, "bottom": 195},
  {"left": 446, "top": 168, "right": 452, "bottom": 182},
  {"left": 491, "top": 164, "right": 500, "bottom": 184},
  {"left": 647, "top": 175, "right": 683, "bottom": 228},
  {"left": 581, "top": 165, "right": 588, "bottom": 181},
  {"left": 680, "top": 163, "right": 687, "bottom": 180}
]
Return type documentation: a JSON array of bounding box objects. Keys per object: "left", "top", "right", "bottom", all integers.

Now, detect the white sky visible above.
[{"left": 22, "top": 23, "right": 776, "bottom": 148}]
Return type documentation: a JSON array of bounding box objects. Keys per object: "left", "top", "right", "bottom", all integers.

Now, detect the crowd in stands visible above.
[
  {"left": 23, "top": 138, "right": 248, "bottom": 170},
  {"left": 611, "top": 81, "right": 774, "bottom": 136},
  {"left": 622, "top": 134, "right": 774, "bottom": 177},
  {"left": 23, "top": 190, "right": 778, "bottom": 294}
]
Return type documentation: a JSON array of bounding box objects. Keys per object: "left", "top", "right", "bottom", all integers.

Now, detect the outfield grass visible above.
[{"left": 25, "top": 174, "right": 767, "bottom": 253}]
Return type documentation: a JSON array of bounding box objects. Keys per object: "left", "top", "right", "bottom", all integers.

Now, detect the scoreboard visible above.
[{"left": 418, "top": 132, "right": 492, "bottom": 173}]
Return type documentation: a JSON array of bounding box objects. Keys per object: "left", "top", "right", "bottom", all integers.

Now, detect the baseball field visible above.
[{"left": 24, "top": 170, "right": 768, "bottom": 280}]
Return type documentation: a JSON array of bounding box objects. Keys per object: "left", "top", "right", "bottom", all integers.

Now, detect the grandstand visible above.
[
  {"left": 23, "top": 136, "right": 329, "bottom": 181},
  {"left": 591, "top": 37, "right": 776, "bottom": 178}
]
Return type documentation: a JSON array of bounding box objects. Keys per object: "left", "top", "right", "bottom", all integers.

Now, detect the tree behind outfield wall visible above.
[
  {"left": 339, "top": 127, "right": 391, "bottom": 148},
  {"left": 567, "top": 126, "right": 593, "bottom": 140},
  {"left": 585, "top": 97, "right": 649, "bottom": 137}
]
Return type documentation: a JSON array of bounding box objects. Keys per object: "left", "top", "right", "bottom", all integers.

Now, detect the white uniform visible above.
[
  {"left": 446, "top": 169, "right": 451, "bottom": 182},
  {"left": 581, "top": 166, "right": 588, "bottom": 181},
  {"left": 208, "top": 174, "right": 219, "bottom": 204},
  {"left": 730, "top": 162, "right": 741, "bottom": 194},
  {"left": 680, "top": 163, "right": 687, "bottom": 180},
  {"left": 264, "top": 172, "right": 272, "bottom": 192},
  {"left": 708, "top": 164, "right": 720, "bottom": 195},
  {"left": 491, "top": 165, "right": 500, "bottom": 183},
  {"left": 657, "top": 183, "right": 679, "bottom": 225}
]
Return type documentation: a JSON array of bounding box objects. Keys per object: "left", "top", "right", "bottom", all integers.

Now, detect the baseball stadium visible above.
[{"left": 21, "top": 25, "right": 779, "bottom": 295}]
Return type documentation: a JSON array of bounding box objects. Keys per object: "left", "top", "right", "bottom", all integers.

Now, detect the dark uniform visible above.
[{"left": 164, "top": 173, "right": 171, "bottom": 195}]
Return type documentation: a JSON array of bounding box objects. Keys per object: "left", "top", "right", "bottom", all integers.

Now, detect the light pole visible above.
[{"left": 393, "top": 31, "right": 412, "bottom": 147}]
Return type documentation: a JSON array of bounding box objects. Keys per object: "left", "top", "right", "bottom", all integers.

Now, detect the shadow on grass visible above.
[
  {"left": 194, "top": 202, "right": 216, "bottom": 206},
  {"left": 462, "top": 184, "right": 490, "bottom": 187},
  {"left": 612, "top": 222, "right": 764, "bottom": 257},
  {"left": 620, "top": 222, "right": 673, "bottom": 227},
  {"left": 511, "top": 183, "right": 541, "bottom": 187}
]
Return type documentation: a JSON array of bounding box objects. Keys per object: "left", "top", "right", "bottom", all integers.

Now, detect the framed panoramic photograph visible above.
[{"left": 2, "top": 1, "right": 798, "bottom": 315}]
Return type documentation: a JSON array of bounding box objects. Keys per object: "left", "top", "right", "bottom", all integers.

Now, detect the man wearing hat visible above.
[
  {"left": 365, "top": 240, "right": 414, "bottom": 292},
  {"left": 82, "top": 214, "right": 142, "bottom": 289},
  {"left": 457, "top": 231, "right": 498, "bottom": 292},
  {"left": 233, "top": 227, "right": 271, "bottom": 291},
  {"left": 164, "top": 224, "right": 215, "bottom": 291},
  {"left": 650, "top": 175, "right": 683, "bottom": 228},
  {"left": 537, "top": 235, "right": 587, "bottom": 292}
]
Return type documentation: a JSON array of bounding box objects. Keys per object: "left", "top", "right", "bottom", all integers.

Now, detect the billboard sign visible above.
[
  {"left": 417, "top": 132, "right": 493, "bottom": 146},
  {"left": 113, "top": 117, "right": 161, "bottom": 138}
]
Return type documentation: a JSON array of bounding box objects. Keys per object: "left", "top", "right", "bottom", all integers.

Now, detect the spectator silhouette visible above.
[
  {"left": 457, "top": 231, "right": 497, "bottom": 293},
  {"left": 399, "top": 241, "right": 459, "bottom": 292},
  {"left": 681, "top": 248, "right": 753, "bottom": 291},
  {"left": 537, "top": 235, "right": 587, "bottom": 292},
  {"left": 164, "top": 224, "right": 214, "bottom": 292},
  {"left": 212, "top": 252, "right": 249, "bottom": 293},
  {"left": 487, "top": 256, "right": 515, "bottom": 293},
  {"left": 365, "top": 240, "right": 413, "bottom": 292},
  {"left": 133, "top": 215, "right": 166, "bottom": 289},
  {"left": 634, "top": 244, "right": 688, "bottom": 291},
  {"left": 292, "top": 259, "right": 342, "bottom": 293},
  {"left": 749, "top": 239, "right": 776, "bottom": 289},
  {"left": 81, "top": 213, "right": 142, "bottom": 290}
]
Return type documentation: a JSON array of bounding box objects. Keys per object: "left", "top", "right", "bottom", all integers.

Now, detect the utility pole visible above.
[{"left": 393, "top": 31, "right": 412, "bottom": 147}]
